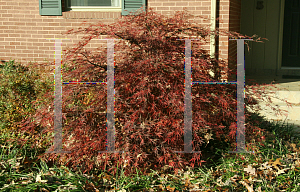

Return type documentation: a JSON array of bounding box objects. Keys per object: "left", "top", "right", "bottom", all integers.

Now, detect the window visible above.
[
  {"left": 65, "top": 0, "right": 121, "bottom": 12},
  {"left": 39, "top": 0, "right": 146, "bottom": 16},
  {"left": 68, "top": 0, "right": 120, "bottom": 7}
]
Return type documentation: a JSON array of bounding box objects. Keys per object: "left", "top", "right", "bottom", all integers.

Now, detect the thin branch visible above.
[
  {"left": 80, "top": 52, "right": 107, "bottom": 72},
  {"left": 113, "top": 32, "right": 143, "bottom": 50}
]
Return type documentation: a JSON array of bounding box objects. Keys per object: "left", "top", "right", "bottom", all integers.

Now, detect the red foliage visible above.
[{"left": 15, "top": 7, "right": 293, "bottom": 177}]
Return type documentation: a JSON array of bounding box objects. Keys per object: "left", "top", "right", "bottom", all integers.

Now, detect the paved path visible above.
[{"left": 246, "top": 76, "right": 300, "bottom": 136}]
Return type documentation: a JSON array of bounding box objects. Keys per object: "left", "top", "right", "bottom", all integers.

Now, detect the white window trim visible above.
[{"left": 68, "top": 0, "right": 121, "bottom": 12}]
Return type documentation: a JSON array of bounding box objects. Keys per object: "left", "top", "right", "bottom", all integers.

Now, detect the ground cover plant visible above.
[
  {"left": 11, "top": 7, "right": 298, "bottom": 180},
  {"left": 0, "top": 60, "right": 53, "bottom": 133}
]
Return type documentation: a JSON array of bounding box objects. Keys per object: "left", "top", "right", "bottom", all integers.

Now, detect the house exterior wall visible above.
[
  {"left": 0, "top": 0, "right": 232, "bottom": 80},
  {"left": 241, "top": 0, "right": 282, "bottom": 76},
  {"left": 228, "top": 0, "right": 241, "bottom": 81}
]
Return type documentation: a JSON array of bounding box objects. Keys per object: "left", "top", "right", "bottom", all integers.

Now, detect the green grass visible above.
[{"left": 1, "top": 111, "right": 300, "bottom": 191}]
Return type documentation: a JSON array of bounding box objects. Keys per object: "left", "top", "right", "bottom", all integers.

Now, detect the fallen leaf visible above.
[
  {"left": 244, "top": 165, "right": 256, "bottom": 176},
  {"left": 239, "top": 180, "right": 254, "bottom": 192}
]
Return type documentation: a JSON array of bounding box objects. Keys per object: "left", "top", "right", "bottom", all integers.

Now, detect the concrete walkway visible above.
[{"left": 245, "top": 75, "right": 300, "bottom": 135}]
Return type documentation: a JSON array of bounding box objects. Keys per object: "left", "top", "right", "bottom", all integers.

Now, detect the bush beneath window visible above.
[{"left": 14, "top": 8, "right": 293, "bottom": 178}]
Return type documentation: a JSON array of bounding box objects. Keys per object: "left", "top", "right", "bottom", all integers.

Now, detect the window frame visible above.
[{"left": 65, "top": 0, "right": 122, "bottom": 12}]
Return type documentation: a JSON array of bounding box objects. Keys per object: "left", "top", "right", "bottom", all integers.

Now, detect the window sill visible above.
[
  {"left": 67, "top": 7, "right": 122, "bottom": 12},
  {"left": 63, "top": 8, "right": 122, "bottom": 19}
]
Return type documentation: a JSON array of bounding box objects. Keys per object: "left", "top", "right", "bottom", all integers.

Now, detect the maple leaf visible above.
[
  {"left": 244, "top": 164, "right": 256, "bottom": 176},
  {"left": 269, "top": 158, "right": 282, "bottom": 170}
]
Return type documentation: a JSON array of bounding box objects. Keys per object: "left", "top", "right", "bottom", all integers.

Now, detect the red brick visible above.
[
  {"left": 0, "top": 25, "right": 9, "bottom": 30},
  {"left": 5, "top": 45, "right": 16, "bottom": 49},
  {"left": 18, "top": 2, "right": 30, "bottom": 6},
  {"left": 33, "top": 50, "right": 46, "bottom": 55},
  {"left": 221, "top": 5, "right": 229, "bottom": 10},
  {"left": 15, "top": 54, "right": 29, "bottom": 59},
  {"left": 38, "top": 31, "right": 50, "bottom": 35},
  {"left": 2, "top": 14, "right": 13, "bottom": 17},
  {"left": 8, "top": 26, "right": 19, "bottom": 30},
  {"left": 170, "top": 7, "right": 184, "bottom": 11},
  {"left": 189, "top": 2, "right": 201, "bottom": 6},
  {"left": 1, "top": 48, "right": 11, "bottom": 52},
  {"left": 1, "top": 9, "right": 8, "bottom": 14},
  {"left": 222, "top": 15, "right": 229, "bottom": 19},
  {"left": 15, "top": 45, "right": 27, "bottom": 50},
  {"left": 32, "top": 42, "right": 44, "bottom": 47},
  {"left": 44, "top": 42, "right": 55, "bottom": 47},
  {"left": 22, "top": 49, "right": 32, "bottom": 53},
  {"left": 2, "top": 22, "right": 12, "bottom": 26},
  {"left": 42, "top": 19, "right": 54, "bottom": 23},
  {"left": 201, "top": 11, "right": 210, "bottom": 15},
  {"left": 157, "top": 7, "right": 170, "bottom": 10},
  {"left": 8, "top": 34, "right": 21, "bottom": 38},
  {"left": 201, "top": 2, "right": 211, "bottom": 6},
  {"left": 186, "top": 7, "right": 196, "bottom": 11},
  {"left": 163, "top": 3, "right": 176, "bottom": 6},
  {"left": 175, "top": 2, "right": 188, "bottom": 6},
  {"left": 49, "top": 23, "right": 60, "bottom": 26},
  {"left": 25, "top": 12, "right": 37, "bottom": 17},
  {"left": 1, "top": 6, "right": 13, "bottom": 9}
]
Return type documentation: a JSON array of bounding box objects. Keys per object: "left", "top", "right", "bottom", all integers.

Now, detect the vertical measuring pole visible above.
[
  {"left": 174, "top": 39, "right": 201, "bottom": 154},
  {"left": 45, "top": 39, "right": 71, "bottom": 154},
  {"left": 228, "top": 38, "right": 254, "bottom": 154},
  {"left": 98, "top": 39, "right": 123, "bottom": 154}
]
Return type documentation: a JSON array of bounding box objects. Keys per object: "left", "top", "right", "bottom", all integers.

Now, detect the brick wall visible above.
[
  {"left": 228, "top": 0, "right": 241, "bottom": 81},
  {"left": 149, "top": 0, "right": 213, "bottom": 54},
  {"left": 0, "top": 0, "right": 232, "bottom": 80}
]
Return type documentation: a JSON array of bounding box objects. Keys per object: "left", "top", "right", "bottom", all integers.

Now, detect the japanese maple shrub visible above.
[{"left": 16, "top": 7, "right": 294, "bottom": 177}]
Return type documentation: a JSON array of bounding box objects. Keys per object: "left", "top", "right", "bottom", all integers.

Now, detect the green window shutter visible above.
[
  {"left": 122, "top": 0, "right": 146, "bottom": 16},
  {"left": 39, "top": 0, "right": 62, "bottom": 16}
]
